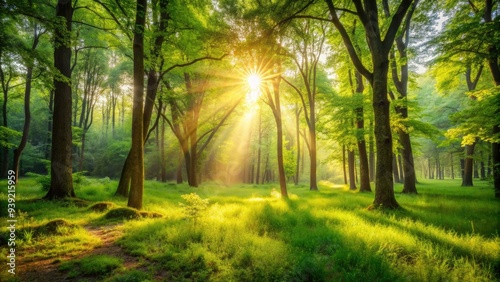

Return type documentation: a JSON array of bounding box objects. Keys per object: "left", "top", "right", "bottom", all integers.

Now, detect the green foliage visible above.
[
  {"left": 27, "top": 170, "right": 89, "bottom": 192},
  {"left": 0, "top": 126, "right": 21, "bottom": 148},
  {"left": 59, "top": 255, "right": 122, "bottom": 278}
]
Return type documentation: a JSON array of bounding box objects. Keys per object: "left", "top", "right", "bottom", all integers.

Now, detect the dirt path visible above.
[{"left": 15, "top": 224, "right": 141, "bottom": 282}]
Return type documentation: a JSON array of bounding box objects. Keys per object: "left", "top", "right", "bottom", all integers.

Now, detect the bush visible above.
[{"left": 179, "top": 193, "right": 209, "bottom": 226}]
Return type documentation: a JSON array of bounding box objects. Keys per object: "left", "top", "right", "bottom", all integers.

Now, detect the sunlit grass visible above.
[{"left": 0, "top": 177, "right": 498, "bottom": 281}]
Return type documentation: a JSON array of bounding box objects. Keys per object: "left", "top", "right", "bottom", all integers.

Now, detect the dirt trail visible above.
[{"left": 15, "top": 224, "right": 140, "bottom": 282}]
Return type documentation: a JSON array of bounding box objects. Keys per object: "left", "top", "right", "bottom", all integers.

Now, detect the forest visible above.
[{"left": 1, "top": 0, "right": 499, "bottom": 281}]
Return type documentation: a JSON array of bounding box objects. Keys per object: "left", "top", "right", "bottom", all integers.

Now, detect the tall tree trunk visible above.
[
  {"left": 309, "top": 121, "right": 318, "bottom": 190},
  {"left": 256, "top": 110, "right": 262, "bottom": 184},
  {"left": 12, "top": 64, "right": 33, "bottom": 181},
  {"left": 450, "top": 153, "right": 455, "bottom": 179},
  {"left": 13, "top": 24, "right": 40, "bottom": 181},
  {"left": 369, "top": 120, "right": 375, "bottom": 181},
  {"left": 273, "top": 86, "right": 287, "bottom": 198},
  {"left": 348, "top": 149, "right": 356, "bottom": 190},
  {"left": 372, "top": 62, "right": 398, "bottom": 208},
  {"left": 480, "top": 151, "right": 486, "bottom": 179},
  {"left": 295, "top": 107, "right": 301, "bottom": 185},
  {"left": 1, "top": 60, "right": 9, "bottom": 178},
  {"left": 45, "top": 0, "right": 75, "bottom": 199},
  {"left": 45, "top": 90, "right": 54, "bottom": 160},
  {"left": 342, "top": 145, "right": 347, "bottom": 185},
  {"left": 176, "top": 149, "right": 183, "bottom": 184},
  {"left": 160, "top": 107, "right": 167, "bottom": 182},
  {"left": 393, "top": 154, "right": 400, "bottom": 184},
  {"left": 127, "top": 0, "right": 147, "bottom": 210},
  {"left": 354, "top": 70, "right": 371, "bottom": 192},
  {"left": 462, "top": 143, "right": 475, "bottom": 186},
  {"left": 116, "top": 0, "right": 168, "bottom": 194}
]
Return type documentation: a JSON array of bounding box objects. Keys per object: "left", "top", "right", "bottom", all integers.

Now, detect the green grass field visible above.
[{"left": 1, "top": 178, "right": 499, "bottom": 281}]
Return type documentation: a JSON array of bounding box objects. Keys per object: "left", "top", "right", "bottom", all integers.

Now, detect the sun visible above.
[{"left": 247, "top": 74, "right": 262, "bottom": 91}]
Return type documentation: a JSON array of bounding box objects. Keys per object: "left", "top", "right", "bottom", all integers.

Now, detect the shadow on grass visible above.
[{"left": 114, "top": 198, "right": 403, "bottom": 282}]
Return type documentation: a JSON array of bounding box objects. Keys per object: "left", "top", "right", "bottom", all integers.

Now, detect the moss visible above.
[
  {"left": 139, "top": 211, "right": 163, "bottom": 218},
  {"left": 88, "top": 202, "right": 116, "bottom": 212},
  {"left": 105, "top": 207, "right": 142, "bottom": 220},
  {"left": 33, "top": 219, "right": 77, "bottom": 237},
  {"left": 58, "top": 198, "right": 90, "bottom": 208}
]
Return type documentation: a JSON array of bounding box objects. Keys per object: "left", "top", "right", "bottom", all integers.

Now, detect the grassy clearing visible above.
[{"left": 0, "top": 177, "right": 499, "bottom": 281}]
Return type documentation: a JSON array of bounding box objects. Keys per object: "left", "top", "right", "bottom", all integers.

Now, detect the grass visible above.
[{"left": 0, "top": 177, "right": 499, "bottom": 281}]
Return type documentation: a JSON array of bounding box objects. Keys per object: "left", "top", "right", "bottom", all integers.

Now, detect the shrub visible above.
[{"left": 179, "top": 193, "right": 209, "bottom": 226}]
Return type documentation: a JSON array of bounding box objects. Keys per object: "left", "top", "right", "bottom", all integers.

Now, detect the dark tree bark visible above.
[
  {"left": 480, "top": 151, "right": 486, "bottom": 179},
  {"left": 462, "top": 143, "right": 475, "bottom": 186},
  {"left": 127, "top": 0, "right": 147, "bottom": 210},
  {"left": 45, "top": 0, "right": 75, "bottom": 199},
  {"left": 348, "top": 149, "right": 356, "bottom": 190},
  {"left": 326, "top": 0, "right": 414, "bottom": 208}
]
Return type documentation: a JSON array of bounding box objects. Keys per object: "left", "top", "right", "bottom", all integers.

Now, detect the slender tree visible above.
[{"left": 127, "top": 0, "right": 147, "bottom": 209}]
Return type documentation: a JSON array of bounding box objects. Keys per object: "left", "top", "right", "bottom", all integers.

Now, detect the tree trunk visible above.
[
  {"left": 256, "top": 110, "right": 262, "bottom": 185},
  {"left": 127, "top": 0, "right": 147, "bottom": 210},
  {"left": 160, "top": 109, "right": 167, "bottom": 182},
  {"left": 372, "top": 62, "right": 398, "bottom": 208},
  {"left": 116, "top": 151, "right": 131, "bottom": 196},
  {"left": 1, "top": 62, "right": 8, "bottom": 178},
  {"left": 348, "top": 149, "right": 356, "bottom": 190},
  {"left": 309, "top": 123, "right": 318, "bottom": 190},
  {"left": 450, "top": 153, "right": 455, "bottom": 179},
  {"left": 493, "top": 126, "right": 500, "bottom": 198},
  {"left": 13, "top": 26, "right": 39, "bottom": 181},
  {"left": 13, "top": 62, "right": 32, "bottom": 180},
  {"left": 399, "top": 130, "right": 417, "bottom": 193},
  {"left": 393, "top": 154, "right": 400, "bottom": 184},
  {"left": 176, "top": 149, "right": 183, "bottom": 184},
  {"left": 462, "top": 143, "right": 475, "bottom": 186},
  {"left": 45, "top": 0, "right": 75, "bottom": 199},
  {"left": 354, "top": 70, "right": 371, "bottom": 192},
  {"left": 369, "top": 120, "right": 375, "bottom": 181},
  {"left": 342, "top": 145, "right": 347, "bottom": 185},
  {"left": 295, "top": 107, "right": 301, "bottom": 185}
]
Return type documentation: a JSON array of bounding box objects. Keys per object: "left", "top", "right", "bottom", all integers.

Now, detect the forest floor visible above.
[
  {"left": 1, "top": 178, "right": 499, "bottom": 281},
  {"left": 15, "top": 224, "right": 137, "bottom": 282}
]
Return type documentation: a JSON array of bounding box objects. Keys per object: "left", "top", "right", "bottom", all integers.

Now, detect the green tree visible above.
[{"left": 325, "top": 0, "right": 416, "bottom": 208}]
